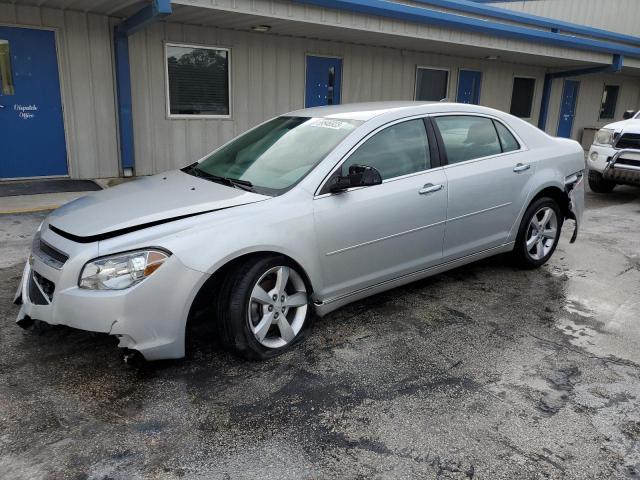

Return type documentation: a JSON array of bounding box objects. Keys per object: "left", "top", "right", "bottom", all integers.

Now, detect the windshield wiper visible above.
[{"left": 184, "top": 165, "right": 254, "bottom": 192}]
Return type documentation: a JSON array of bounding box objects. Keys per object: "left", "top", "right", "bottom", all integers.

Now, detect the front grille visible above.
[
  {"left": 31, "top": 231, "right": 68, "bottom": 269},
  {"left": 615, "top": 133, "right": 640, "bottom": 150},
  {"left": 39, "top": 240, "right": 69, "bottom": 265},
  {"left": 617, "top": 158, "right": 640, "bottom": 168},
  {"left": 31, "top": 271, "right": 55, "bottom": 303}
]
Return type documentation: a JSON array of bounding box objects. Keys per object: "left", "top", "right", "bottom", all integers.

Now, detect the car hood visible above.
[
  {"left": 603, "top": 118, "right": 640, "bottom": 132},
  {"left": 47, "top": 170, "right": 270, "bottom": 240}
]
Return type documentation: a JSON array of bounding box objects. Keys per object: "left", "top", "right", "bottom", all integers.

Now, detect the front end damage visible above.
[
  {"left": 14, "top": 236, "right": 204, "bottom": 362},
  {"left": 564, "top": 170, "right": 585, "bottom": 244}
]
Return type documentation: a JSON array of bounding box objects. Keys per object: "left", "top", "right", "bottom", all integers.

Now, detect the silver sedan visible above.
[{"left": 15, "top": 102, "right": 585, "bottom": 361}]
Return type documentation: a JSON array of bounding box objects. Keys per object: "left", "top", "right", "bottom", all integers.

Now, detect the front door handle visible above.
[
  {"left": 419, "top": 183, "right": 444, "bottom": 195},
  {"left": 513, "top": 163, "right": 531, "bottom": 173}
]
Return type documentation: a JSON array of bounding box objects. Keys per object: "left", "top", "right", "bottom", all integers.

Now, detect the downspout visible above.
[
  {"left": 114, "top": 0, "right": 172, "bottom": 176},
  {"left": 538, "top": 54, "right": 624, "bottom": 131}
]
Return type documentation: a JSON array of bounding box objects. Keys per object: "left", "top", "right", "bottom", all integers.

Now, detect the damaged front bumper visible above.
[
  {"left": 15, "top": 250, "right": 204, "bottom": 361},
  {"left": 564, "top": 170, "right": 585, "bottom": 244}
]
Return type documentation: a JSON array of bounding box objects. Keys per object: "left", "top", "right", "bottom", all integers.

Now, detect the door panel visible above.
[
  {"left": 456, "top": 70, "right": 482, "bottom": 104},
  {"left": 442, "top": 155, "right": 533, "bottom": 260},
  {"left": 557, "top": 80, "right": 579, "bottom": 138},
  {"left": 313, "top": 170, "right": 447, "bottom": 300},
  {"left": 305, "top": 56, "right": 342, "bottom": 108},
  {"left": 433, "top": 115, "right": 533, "bottom": 260},
  {"left": 0, "top": 26, "right": 67, "bottom": 178}
]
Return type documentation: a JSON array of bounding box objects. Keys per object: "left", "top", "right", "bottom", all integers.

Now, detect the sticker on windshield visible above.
[{"left": 308, "top": 119, "right": 347, "bottom": 130}]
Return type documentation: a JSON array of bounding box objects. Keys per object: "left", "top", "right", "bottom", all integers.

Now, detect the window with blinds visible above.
[{"left": 166, "top": 44, "right": 230, "bottom": 117}]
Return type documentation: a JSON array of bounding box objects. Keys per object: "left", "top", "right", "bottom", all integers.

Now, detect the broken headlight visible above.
[{"left": 79, "top": 249, "right": 170, "bottom": 290}]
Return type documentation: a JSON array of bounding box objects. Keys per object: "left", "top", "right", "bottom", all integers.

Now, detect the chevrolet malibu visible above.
[{"left": 15, "top": 102, "right": 585, "bottom": 361}]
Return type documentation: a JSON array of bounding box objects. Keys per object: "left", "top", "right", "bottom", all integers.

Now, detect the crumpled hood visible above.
[{"left": 47, "top": 170, "right": 269, "bottom": 239}]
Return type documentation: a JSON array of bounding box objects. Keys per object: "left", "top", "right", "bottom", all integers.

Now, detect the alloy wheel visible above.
[
  {"left": 526, "top": 206, "right": 558, "bottom": 261},
  {"left": 247, "top": 266, "right": 308, "bottom": 349}
]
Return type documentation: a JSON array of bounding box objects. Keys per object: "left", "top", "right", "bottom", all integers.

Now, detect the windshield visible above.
[{"left": 190, "top": 116, "right": 361, "bottom": 195}]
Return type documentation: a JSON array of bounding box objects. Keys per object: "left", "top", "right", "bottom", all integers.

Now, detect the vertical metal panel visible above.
[
  {"left": 491, "top": 0, "right": 640, "bottom": 38},
  {"left": 546, "top": 73, "right": 640, "bottom": 141},
  {"left": 131, "top": 21, "right": 569, "bottom": 176},
  {"left": 0, "top": 4, "right": 119, "bottom": 179}
]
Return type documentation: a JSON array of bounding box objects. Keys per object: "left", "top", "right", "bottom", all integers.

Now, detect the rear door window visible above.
[
  {"left": 493, "top": 120, "right": 520, "bottom": 153},
  {"left": 434, "top": 116, "right": 502, "bottom": 164}
]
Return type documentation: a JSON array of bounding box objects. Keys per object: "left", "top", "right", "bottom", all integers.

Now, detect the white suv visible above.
[{"left": 588, "top": 110, "right": 640, "bottom": 192}]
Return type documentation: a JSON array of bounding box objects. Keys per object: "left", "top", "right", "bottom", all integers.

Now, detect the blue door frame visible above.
[
  {"left": 456, "top": 70, "right": 482, "bottom": 104},
  {"left": 0, "top": 26, "right": 68, "bottom": 179},
  {"left": 557, "top": 80, "right": 580, "bottom": 138},
  {"left": 305, "top": 55, "right": 342, "bottom": 108}
]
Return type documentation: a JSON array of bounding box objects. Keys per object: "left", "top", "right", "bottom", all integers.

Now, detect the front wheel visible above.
[
  {"left": 513, "top": 197, "right": 563, "bottom": 269},
  {"left": 216, "top": 255, "right": 312, "bottom": 360}
]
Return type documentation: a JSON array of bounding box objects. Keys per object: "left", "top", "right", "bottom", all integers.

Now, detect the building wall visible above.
[
  {"left": 2, "top": 2, "right": 639, "bottom": 178},
  {"left": 0, "top": 3, "right": 120, "bottom": 179},
  {"left": 130, "top": 21, "right": 550, "bottom": 175},
  {"left": 546, "top": 73, "right": 640, "bottom": 141},
  {"left": 173, "top": 0, "right": 612, "bottom": 66},
  {"left": 490, "top": 0, "right": 640, "bottom": 38},
  {"left": 130, "top": 21, "right": 640, "bottom": 175}
]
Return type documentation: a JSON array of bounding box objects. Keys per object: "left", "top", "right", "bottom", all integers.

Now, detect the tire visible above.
[
  {"left": 588, "top": 170, "right": 616, "bottom": 193},
  {"left": 216, "top": 255, "right": 313, "bottom": 360},
  {"left": 513, "top": 197, "right": 563, "bottom": 269}
]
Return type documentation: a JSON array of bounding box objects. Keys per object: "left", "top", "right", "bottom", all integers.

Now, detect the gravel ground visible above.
[{"left": 1, "top": 184, "right": 639, "bottom": 479}]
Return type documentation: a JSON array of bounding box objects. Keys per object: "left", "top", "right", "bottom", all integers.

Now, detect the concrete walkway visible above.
[
  {"left": 0, "top": 177, "right": 128, "bottom": 214},
  {"left": 0, "top": 191, "right": 88, "bottom": 214}
]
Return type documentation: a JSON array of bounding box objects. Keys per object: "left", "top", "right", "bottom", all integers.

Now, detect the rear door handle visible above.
[
  {"left": 513, "top": 163, "right": 531, "bottom": 173},
  {"left": 419, "top": 183, "right": 444, "bottom": 195}
]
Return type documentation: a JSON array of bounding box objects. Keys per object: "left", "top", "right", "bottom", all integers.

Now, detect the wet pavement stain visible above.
[{"left": 1, "top": 186, "right": 640, "bottom": 479}]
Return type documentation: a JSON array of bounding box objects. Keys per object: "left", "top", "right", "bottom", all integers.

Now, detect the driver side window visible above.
[{"left": 344, "top": 119, "right": 431, "bottom": 181}]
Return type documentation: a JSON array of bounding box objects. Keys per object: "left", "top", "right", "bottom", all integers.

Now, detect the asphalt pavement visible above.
[{"left": 1, "top": 184, "right": 639, "bottom": 479}]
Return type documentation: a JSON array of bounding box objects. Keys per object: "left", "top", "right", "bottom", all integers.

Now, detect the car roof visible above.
[{"left": 286, "top": 101, "right": 505, "bottom": 122}]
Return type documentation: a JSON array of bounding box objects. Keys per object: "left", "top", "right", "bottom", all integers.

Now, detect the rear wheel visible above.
[
  {"left": 513, "top": 197, "right": 563, "bottom": 269},
  {"left": 216, "top": 255, "right": 312, "bottom": 360},
  {"left": 588, "top": 170, "right": 616, "bottom": 193}
]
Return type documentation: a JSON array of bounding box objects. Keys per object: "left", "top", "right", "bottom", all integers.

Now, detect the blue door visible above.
[
  {"left": 305, "top": 56, "right": 342, "bottom": 108},
  {"left": 456, "top": 70, "right": 482, "bottom": 104},
  {"left": 557, "top": 80, "right": 580, "bottom": 138},
  {"left": 0, "top": 26, "right": 67, "bottom": 178}
]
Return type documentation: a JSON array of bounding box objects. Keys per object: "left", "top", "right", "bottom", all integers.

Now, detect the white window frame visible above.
[
  {"left": 509, "top": 75, "right": 537, "bottom": 120},
  {"left": 414, "top": 66, "right": 450, "bottom": 102},
  {"left": 164, "top": 42, "right": 232, "bottom": 119}
]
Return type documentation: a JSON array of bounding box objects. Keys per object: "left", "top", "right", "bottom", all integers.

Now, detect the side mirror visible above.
[
  {"left": 623, "top": 110, "right": 636, "bottom": 120},
  {"left": 329, "top": 164, "right": 382, "bottom": 193}
]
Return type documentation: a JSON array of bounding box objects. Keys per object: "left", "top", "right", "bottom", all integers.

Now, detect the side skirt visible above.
[{"left": 313, "top": 242, "right": 514, "bottom": 317}]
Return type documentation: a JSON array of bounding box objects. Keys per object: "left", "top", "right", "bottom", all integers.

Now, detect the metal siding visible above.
[
  {"left": 491, "top": 0, "right": 640, "bottom": 38},
  {"left": 546, "top": 73, "right": 640, "bottom": 141},
  {"left": 172, "top": 0, "right": 612, "bottom": 65},
  {"left": 0, "top": 4, "right": 120, "bottom": 179},
  {"left": 129, "top": 21, "right": 559, "bottom": 175}
]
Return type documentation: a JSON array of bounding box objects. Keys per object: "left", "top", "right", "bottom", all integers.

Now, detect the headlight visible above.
[
  {"left": 594, "top": 128, "right": 615, "bottom": 146},
  {"left": 79, "top": 249, "right": 170, "bottom": 290}
]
